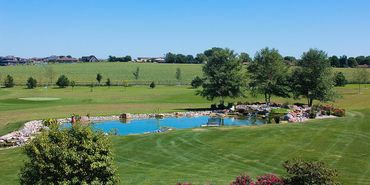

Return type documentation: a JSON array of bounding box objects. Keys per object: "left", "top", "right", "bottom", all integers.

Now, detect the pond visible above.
[{"left": 62, "top": 116, "right": 265, "bottom": 136}]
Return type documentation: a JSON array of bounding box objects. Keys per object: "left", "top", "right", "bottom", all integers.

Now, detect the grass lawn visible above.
[{"left": 0, "top": 84, "right": 370, "bottom": 184}]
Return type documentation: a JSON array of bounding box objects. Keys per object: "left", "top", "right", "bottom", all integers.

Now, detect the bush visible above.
[
  {"left": 255, "top": 174, "right": 284, "bottom": 185},
  {"left": 19, "top": 124, "right": 119, "bottom": 184},
  {"left": 334, "top": 72, "right": 347, "bottom": 87},
  {"left": 56, "top": 75, "right": 70, "bottom": 88},
  {"left": 283, "top": 159, "right": 339, "bottom": 185},
  {"left": 42, "top": 118, "right": 58, "bottom": 127},
  {"left": 230, "top": 174, "right": 253, "bottom": 185},
  {"left": 26, "top": 77, "right": 37, "bottom": 89},
  {"left": 106, "top": 78, "right": 111, "bottom": 87},
  {"left": 210, "top": 104, "right": 217, "bottom": 110},
  {"left": 4, "top": 75, "right": 15, "bottom": 88},
  {"left": 150, "top": 81, "right": 156, "bottom": 88},
  {"left": 191, "top": 76, "right": 203, "bottom": 88},
  {"left": 333, "top": 108, "right": 346, "bottom": 117}
]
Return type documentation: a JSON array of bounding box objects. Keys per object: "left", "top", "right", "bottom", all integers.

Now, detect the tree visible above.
[
  {"left": 334, "top": 72, "right": 347, "bottom": 87},
  {"left": 26, "top": 77, "right": 37, "bottom": 89},
  {"left": 356, "top": 56, "right": 367, "bottom": 65},
  {"left": 19, "top": 124, "right": 119, "bottom": 184},
  {"left": 191, "top": 76, "right": 203, "bottom": 88},
  {"left": 283, "top": 159, "right": 338, "bottom": 185},
  {"left": 353, "top": 67, "right": 369, "bottom": 94},
  {"left": 165, "top": 52, "right": 177, "bottom": 63},
  {"left": 283, "top": 56, "right": 297, "bottom": 65},
  {"left": 195, "top": 53, "right": 207, "bottom": 63},
  {"left": 329, "top": 55, "right": 340, "bottom": 67},
  {"left": 96, "top": 73, "right": 103, "bottom": 85},
  {"left": 4, "top": 75, "right": 15, "bottom": 88},
  {"left": 132, "top": 67, "right": 140, "bottom": 81},
  {"left": 347, "top": 57, "right": 358, "bottom": 68},
  {"left": 70, "top": 80, "right": 76, "bottom": 90},
  {"left": 248, "top": 48, "right": 290, "bottom": 105},
  {"left": 150, "top": 81, "right": 156, "bottom": 88},
  {"left": 56, "top": 75, "right": 70, "bottom": 88},
  {"left": 291, "top": 49, "right": 335, "bottom": 106},
  {"left": 198, "top": 48, "right": 247, "bottom": 103},
  {"left": 239, "top": 52, "right": 252, "bottom": 63},
  {"left": 106, "top": 78, "right": 111, "bottom": 87},
  {"left": 339, "top": 55, "right": 348, "bottom": 68},
  {"left": 175, "top": 68, "right": 182, "bottom": 82}
]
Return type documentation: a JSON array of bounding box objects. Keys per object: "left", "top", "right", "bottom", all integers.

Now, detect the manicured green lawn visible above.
[
  {"left": 0, "top": 84, "right": 370, "bottom": 184},
  {"left": 1, "top": 110, "right": 370, "bottom": 184}
]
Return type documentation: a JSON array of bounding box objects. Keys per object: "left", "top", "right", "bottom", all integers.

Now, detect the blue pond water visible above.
[{"left": 62, "top": 116, "right": 264, "bottom": 136}]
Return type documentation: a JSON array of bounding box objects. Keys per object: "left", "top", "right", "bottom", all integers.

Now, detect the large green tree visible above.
[
  {"left": 248, "top": 48, "right": 290, "bottom": 105},
  {"left": 19, "top": 124, "right": 119, "bottom": 184},
  {"left": 198, "top": 48, "right": 247, "bottom": 102},
  {"left": 291, "top": 49, "right": 335, "bottom": 106}
]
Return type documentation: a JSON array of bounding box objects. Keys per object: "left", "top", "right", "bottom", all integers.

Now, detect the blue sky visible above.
[{"left": 1, "top": 0, "right": 370, "bottom": 58}]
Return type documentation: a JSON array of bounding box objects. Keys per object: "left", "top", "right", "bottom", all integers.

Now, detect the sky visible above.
[{"left": 1, "top": 0, "right": 370, "bottom": 59}]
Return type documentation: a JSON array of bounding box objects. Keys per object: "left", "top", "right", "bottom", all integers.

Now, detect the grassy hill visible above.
[{"left": 0, "top": 62, "right": 368, "bottom": 86}]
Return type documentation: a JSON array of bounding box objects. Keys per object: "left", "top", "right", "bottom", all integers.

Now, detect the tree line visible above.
[{"left": 193, "top": 47, "right": 369, "bottom": 107}]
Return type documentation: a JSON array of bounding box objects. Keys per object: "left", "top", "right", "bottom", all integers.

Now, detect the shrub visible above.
[
  {"left": 176, "top": 183, "right": 192, "bottom": 185},
  {"left": 255, "top": 174, "right": 284, "bottom": 185},
  {"left": 334, "top": 72, "right": 347, "bottom": 87},
  {"left": 191, "top": 76, "right": 203, "bottom": 88},
  {"left": 70, "top": 80, "right": 76, "bottom": 89},
  {"left": 333, "top": 108, "right": 346, "bottom": 117},
  {"left": 230, "top": 174, "right": 253, "bottom": 185},
  {"left": 42, "top": 118, "right": 58, "bottom": 127},
  {"left": 150, "top": 81, "right": 156, "bottom": 88},
  {"left": 283, "top": 159, "right": 339, "bottom": 185},
  {"left": 26, "top": 77, "right": 37, "bottom": 89},
  {"left": 4, "top": 75, "right": 15, "bottom": 88},
  {"left": 210, "top": 104, "right": 217, "bottom": 110},
  {"left": 19, "top": 124, "right": 119, "bottom": 184},
  {"left": 106, "top": 78, "right": 111, "bottom": 87},
  {"left": 218, "top": 102, "right": 226, "bottom": 109},
  {"left": 56, "top": 75, "right": 70, "bottom": 88}
]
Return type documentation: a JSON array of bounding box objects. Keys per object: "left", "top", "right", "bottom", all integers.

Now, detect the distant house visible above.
[
  {"left": 0, "top": 56, "right": 28, "bottom": 66},
  {"left": 80, "top": 55, "right": 99, "bottom": 62},
  {"left": 358, "top": 64, "right": 369, "bottom": 68},
  {"left": 136, "top": 57, "right": 165, "bottom": 63},
  {"left": 46, "top": 55, "right": 78, "bottom": 63}
]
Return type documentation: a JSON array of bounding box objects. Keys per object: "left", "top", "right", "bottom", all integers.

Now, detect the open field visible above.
[
  {"left": 0, "top": 62, "right": 203, "bottom": 85},
  {"left": 0, "top": 85, "right": 370, "bottom": 184},
  {"left": 0, "top": 62, "right": 369, "bottom": 85}
]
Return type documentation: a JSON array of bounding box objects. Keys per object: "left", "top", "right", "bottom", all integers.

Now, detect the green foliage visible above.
[
  {"left": 334, "top": 72, "right": 347, "bottom": 87},
  {"left": 4, "top": 75, "right": 15, "bottom": 88},
  {"left": 19, "top": 124, "right": 119, "bottom": 185},
  {"left": 108, "top": 55, "right": 131, "bottom": 62},
  {"left": 132, "top": 67, "right": 140, "bottom": 80},
  {"left": 198, "top": 48, "right": 247, "bottom": 102},
  {"left": 283, "top": 159, "right": 339, "bottom": 185},
  {"left": 191, "top": 76, "right": 203, "bottom": 88},
  {"left": 106, "top": 78, "right": 112, "bottom": 86},
  {"left": 291, "top": 49, "right": 335, "bottom": 106},
  {"left": 56, "top": 75, "right": 70, "bottom": 88},
  {"left": 150, "top": 81, "right": 156, "bottom": 88},
  {"left": 96, "top": 73, "right": 103, "bottom": 84},
  {"left": 26, "top": 77, "right": 37, "bottom": 89},
  {"left": 175, "top": 68, "right": 182, "bottom": 81},
  {"left": 42, "top": 118, "right": 58, "bottom": 127},
  {"left": 70, "top": 80, "right": 76, "bottom": 89},
  {"left": 248, "top": 47, "right": 291, "bottom": 104},
  {"left": 238, "top": 52, "right": 252, "bottom": 63},
  {"left": 165, "top": 53, "right": 197, "bottom": 63}
]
